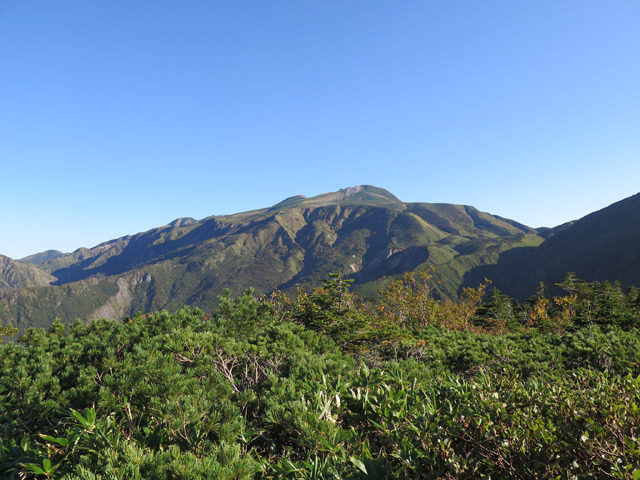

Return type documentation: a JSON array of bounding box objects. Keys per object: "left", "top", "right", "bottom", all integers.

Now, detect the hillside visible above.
[
  {"left": 0, "top": 254, "right": 55, "bottom": 292},
  {"left": 0, "top": 186, "right": 542, "bottom": 331},
  {"left": 465, "top": 192, "right": 640, "bottom": 298},
  {"left": 19, "top": 249, "right": 66, "bottom": 264}
]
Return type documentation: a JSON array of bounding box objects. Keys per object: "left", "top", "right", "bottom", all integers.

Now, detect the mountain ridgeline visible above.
[
  {"left": 1, "top": 185, "right": 639, "bottom": 331},
  {"left": 464, "top": 191, "right": 640, "bottom": 298},
  {"left": 0, "top": 255, "right": 56, "bottom": 293}
]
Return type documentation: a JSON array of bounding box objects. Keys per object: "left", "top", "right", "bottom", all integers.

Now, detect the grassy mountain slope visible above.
[
  {"left": 0, "top": 255, "right": 55, "bottom": 292},
  {"left": 465, "top": 192, "right": 640, "bottom": 299},
  {"left": 1, "top": 186, "right": 542, "bottom": 331},
  {"left": 19, "top": 249, "right": 66, "bottom": 264}
]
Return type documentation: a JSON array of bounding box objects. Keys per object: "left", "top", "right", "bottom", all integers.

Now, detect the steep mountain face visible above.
[
  {"left": 0, "top": 186, "right": 542, "bottom": 331},
  {"left": 0, "top": 255, "right": 55, "bottom": 292},
  {"left": 465, "top": 192, "right": 640, "bottom": 298}
]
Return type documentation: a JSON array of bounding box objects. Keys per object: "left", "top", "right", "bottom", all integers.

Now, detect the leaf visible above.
[
  {"left": 350, "top": 457, "right": 368, "bottom": 474},
  {"left": 22, "top": 463, "right": 46, "bottom": 475},
  {"left": 86, "top": 407, "right": 97, "bottom": 425},
  {"left": 70, "top": 408, "right": 95, "bottom": 429},
  {"left": 20, "top": 437, "right": 32, "bottom": 453},
  {"left": 70, "top": 408, "right": 89, "bottom": 427},
  {"left": 39, "top": 434, "right": 69, "bottom": 447}
]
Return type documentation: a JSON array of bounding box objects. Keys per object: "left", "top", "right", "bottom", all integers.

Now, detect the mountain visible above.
[
  {"left": 268, "top": 185, "right": 403, "bottom": 209},
  {"left": 465, "top": 192, "right": 640, "bottom": 298},
  {"left": 0, "top": 255, "right": 55, "bottom": 292},
  {"left": 0, "top": 186, "right": 542, "bottom": 331},
  {"left": 19, "top": 249, "right": 66, "bottom": 264}
]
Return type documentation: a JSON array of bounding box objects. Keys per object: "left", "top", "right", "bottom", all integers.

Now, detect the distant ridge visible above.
[
  {"left": 466, "top": 192, "right": 640, "bottom": 298},
  {"left": 19, "top": 250, "right": 66, "bottom": 264},
  {"left": 0, "top": 254, "right": 55, "bottom": 292},
  {"left": 270, "top": 195, "right": 307, "bottom": 209}
]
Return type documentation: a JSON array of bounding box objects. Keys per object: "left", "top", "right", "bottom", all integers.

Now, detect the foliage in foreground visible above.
[{"left": 1, "top": 274, "right": 640, "bottom": 478}]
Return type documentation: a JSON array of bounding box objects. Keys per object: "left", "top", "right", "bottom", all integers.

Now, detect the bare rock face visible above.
[
  {"left": 169, "top": 217, "right": 196, "bottom": 228},
  {"left": 340, "top": 185, "right": 365, "bottom": 198},
  {"left": 90, "top": 277, "right": 133, "bottom": 321}
]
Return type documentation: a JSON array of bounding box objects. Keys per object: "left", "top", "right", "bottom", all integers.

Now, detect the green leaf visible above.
[
  {"left": 350, "top": 457, "right": 367, "bottom": 474},
  {"left": 70, "top": 408, "right": 88, "bottom": 426},
  {"left": 39, "top": 434, "right": 69, "bottom": 447},
  {"left": 22, "top": 463, "right": 46, "bottom": 475},
  {"left": 70, "top": 408, "right": 95, "bottom": 429}
]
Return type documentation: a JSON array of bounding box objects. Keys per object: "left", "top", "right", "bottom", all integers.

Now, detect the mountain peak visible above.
[
  {"left": 168, "top": 217, "right": 196, "bottom": 228},
  {"left": 340, "top": 185, "right": 368, "bottom": 197},
  {"left": 314, "top": 185, "right": 402, "bottom": 206},
  {"left": 270, "top": 185, "right": 402, "bottom": 210},
  {"left": 18, "top": 250, "right": 66, "bottom": 264}
]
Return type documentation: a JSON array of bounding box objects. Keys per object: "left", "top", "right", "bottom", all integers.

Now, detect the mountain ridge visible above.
[
  {"left": 464, "top": 191, "right": 640, "bottom": 298},
  {"left": 3, "top": 186, "right": 640, "bottom": 333},
  {"left": 0, "top": 254, "right": 56, "bottom": 293},
  {"left": 0, "top": 186, "right": 542, "bottom": 331}
]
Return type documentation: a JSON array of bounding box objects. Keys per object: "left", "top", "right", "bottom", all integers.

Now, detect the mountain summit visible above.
[{"left": 270, "top": 185, "right": 402, "bottom": 210}]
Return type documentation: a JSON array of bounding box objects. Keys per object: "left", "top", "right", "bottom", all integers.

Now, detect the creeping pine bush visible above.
[{"left": 2, "top": 284, "right": 640, "bottom": 479}]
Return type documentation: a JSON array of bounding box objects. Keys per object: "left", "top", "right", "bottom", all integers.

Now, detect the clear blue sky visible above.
[{"left": 2, "top": 1, "right": 639, "bottom": 259}]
